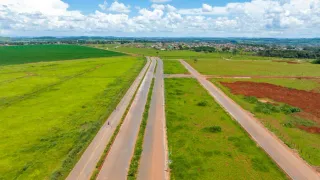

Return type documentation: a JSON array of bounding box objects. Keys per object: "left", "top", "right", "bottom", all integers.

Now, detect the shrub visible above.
[
  {"left": 283, "top": 122, "right": 295, "bottom": 128},
  {"left": 283, "top": 116, "right": 315, "bottom": 128},
  {"left": 208, "top": 126, "right": 222, "bottom": 133},
  {"left": 197, "top": 100, "right": 209, "bottom": 107},
  {"left": 251, "top": 158, "right": 270, "bottom": 172},
  {"left": 243, "top": 96, "right": 259, "bottom": 104},
  {"left": 312, "top": 58, "right": 320, "bottom": 64},
  {"left": 280, "top": 104, "right": 300, "bottom": 114},
  {"left": 254, "top": 102, "right": 280, "bottom": 114}
]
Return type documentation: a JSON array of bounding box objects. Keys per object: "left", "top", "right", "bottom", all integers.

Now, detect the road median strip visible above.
[
  {"left": 96, "top": 58, "right": 156, "bottom": 180},
  {"left": 127, "top": 78, "right": 155, "bottom": 180}
]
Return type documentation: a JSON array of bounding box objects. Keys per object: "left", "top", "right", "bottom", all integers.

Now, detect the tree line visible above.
[{"left": 257, "top": 49, "right": 320, "bottom": 59}]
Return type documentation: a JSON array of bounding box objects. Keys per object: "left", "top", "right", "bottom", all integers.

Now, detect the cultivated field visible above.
[
  {"left": 0, "top": 56, "right": 145, "bottom": 179},
  {"left": 0, "top": 45, "right": 124, "bottom": 66},
  {"left": 165, "top": 78, "right": 286, "bottom": 179}
]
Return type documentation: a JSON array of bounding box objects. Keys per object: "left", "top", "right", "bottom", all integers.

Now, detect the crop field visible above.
[
  {"left": 211, "top": 79, "right": 320, "bottom": 167},
  {"left": 0, "top": 56, "right": 145, "bottom": 180},
  {"left": 0, "top": 45, "right": 124, "bottom": 66},
  {"left": 186, "top": 59, "right": 320, "bottom": 76},
  {"left": 165, "top": 78, "right": 286, "bottom": 180},
  {"left": 163, "top": 60, "right": 189, "bottom": 74}
]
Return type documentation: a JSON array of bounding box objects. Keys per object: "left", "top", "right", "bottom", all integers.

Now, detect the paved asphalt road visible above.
[
  {"left": 138, "top": 58, "right": 169, "bottom": 180},
  {"left": 66, "top": 59, "right": 151, "bottom": 180},
  {"left": 97, "top": 58, "right": 156, "bottom": 180},
  {"left": 180, "top": 60, "right": 320, "bottom": 180}
]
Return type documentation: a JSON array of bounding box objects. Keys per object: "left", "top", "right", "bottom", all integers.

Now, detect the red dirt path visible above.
[{"left": 220, "top": 81, "right": 320, "bottom": 120}]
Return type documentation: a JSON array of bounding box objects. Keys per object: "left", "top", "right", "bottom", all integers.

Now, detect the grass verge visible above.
[
  {"left": 163, "top": 60, "right": 189, "bottom": 74},
  {"left": 165, "top": 78, "right": 287, "bottom": 180},
  {"left": 127, "top": 78, "right": 155, "bottom": 179}
]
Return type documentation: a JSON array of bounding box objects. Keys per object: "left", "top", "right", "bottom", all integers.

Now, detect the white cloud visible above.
[
  {"left": 0, "top": 0, "right": 319, "bottom": 37},
  {"left": 99, "top": 1, "right": 130, "bottom": 13},
  {"left": 98, "top": 1, "right": 108, "bottom": 11},
  {"left": 178, "top": 4, "right": 227, "bottom": 15},
  {"left": 108, "top": 1, "right": 130, "bottom": 13},
  {"left": 151, "top": 4, "right": 176, "bottom": 12}
]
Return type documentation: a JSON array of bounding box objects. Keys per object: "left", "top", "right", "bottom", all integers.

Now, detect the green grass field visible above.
[
  {"left": 94, "top": 45, "right": 294, "bottom": 61},
  {"left": 97, "top": 45, "right": 314, "bottom": 61},
  {"left": 211, "top": 79, "right": 320, "bottom": 167},
  {"left": 163, "top": 60, "right": 189, "bottom": 74},
  {"left": 186, "top": 59, "right": 320, "bottom": 76},
  {"left": 0, "top": 45, "right": 124, "bottom": 66},
  {"left": 0, "top": 56, "right": 145, "bottom": 180},
  {"left": 165, "top": 78, "right": 286, "bottom": 180}
]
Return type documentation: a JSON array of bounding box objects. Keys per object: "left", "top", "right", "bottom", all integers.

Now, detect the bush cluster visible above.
[
  {"left": 197, "top": 100, "right": 209, "bottom": 107},
  {"left": 312, "top": 58, "right": 320, "bottom": 64},
  {"left": 208, "top": 126, "right": 222, "bottom": 133},
  {"left": 243, "top": 96, "right": 300, "bottom": 115}
]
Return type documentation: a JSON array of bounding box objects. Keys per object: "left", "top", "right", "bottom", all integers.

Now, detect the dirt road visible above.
[
  {"left": 138, "top": 57, "right": 169, "bottom": 180},
  {"left": 66, "top": 59, "right": 151, "bottom": 180},
  {"left": 96, "top": 58, "right": 156, "bottom": 180},
  {"left": 164, "top": 74, "right": 194, "bottom": 78},
  {"left": 180, "top": 60, "right": 320, "bottom": 180}
]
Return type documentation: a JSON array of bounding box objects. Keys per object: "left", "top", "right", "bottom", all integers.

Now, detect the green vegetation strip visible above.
[
  {"left": 90, "top": 60, "right": 151, "bottom": 180},
  {"left": 127, "top": 78, "right": 155, "bottom": 180},
  {"left": 211, "top": 79, "right": 320, "bottom": 167},
  {"left": 165, "top": 78, "right": 286, "bottom": 180},
  {"left": 163, "top": 60, "right": 189, "bottom": 74},
  {"left": 102, "top": 46, "right": 280, "bottom": 60},
  {"left": 0, "top": 45, "right": 124, "bottom": 66}
]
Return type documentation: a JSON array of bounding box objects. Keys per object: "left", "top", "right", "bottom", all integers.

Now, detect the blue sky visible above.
[
  {"left": 0, "top": 0, "right": 319, "bottom": 37},
  {"left": 66, "top": 0, "right": 250, "bottom": 14}
]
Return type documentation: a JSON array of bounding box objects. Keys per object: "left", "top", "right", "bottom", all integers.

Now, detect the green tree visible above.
[{"left": 312, "top": 57, "right": 320, "bottom": 64}]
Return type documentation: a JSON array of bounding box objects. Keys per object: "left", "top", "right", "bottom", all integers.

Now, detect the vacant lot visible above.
[
  {"left": 165, "top": 78, "right": 286, "bottom": 180},
  {"left": 163, "top": 60, "right": 189, "bottom": 74},
  {"left": 0, "top": 45, "right": 124, "bottom": 66},
  {"left": 0, "top": 57, "right": 145, "bottom": 180},
  {"left": 214, "top": 78, "right": 320, "bottom": 92},
  {"left": 212, "top": 79, "right": 320, "bottom": 167},
  {"left": 186, "top": 59, "right": 320, "bottom": 77}
]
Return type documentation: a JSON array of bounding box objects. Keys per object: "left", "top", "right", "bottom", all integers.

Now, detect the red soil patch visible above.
[
  {"left": 272, "top": 60, "right": 300, "bottom": 64},
  {"left": 298, "top": 126, "right": 320, "bottom": 134},
  {"left": 286, "top": 61, "right": 300, "bottom": 64},
  {"left": 220, "top": 81, "right": 320, "bottom": 120},
  {"left": 295, "top": 112, "right": 320, "bottom": 124}
]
